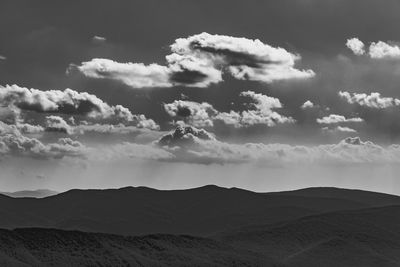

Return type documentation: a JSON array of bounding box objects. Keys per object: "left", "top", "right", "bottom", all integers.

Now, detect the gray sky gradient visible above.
[{"left": 1, "top": 0, "right": 400, "bottom": 193}]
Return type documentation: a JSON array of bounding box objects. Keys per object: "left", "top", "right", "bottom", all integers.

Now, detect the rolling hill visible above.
[
  {"left": 1, "top": 186, "right": 400, "bottom": 236},
  {"left": 0, "top": 205, "right": 400, "bottom": 266}
]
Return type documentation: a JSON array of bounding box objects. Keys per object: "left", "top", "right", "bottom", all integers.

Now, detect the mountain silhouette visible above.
[
  {"left": 1, "top": 186, "right": 400, "bottom": 236},
  {"left": 0, "top": 189, "right": 58, "bottom": 198}
]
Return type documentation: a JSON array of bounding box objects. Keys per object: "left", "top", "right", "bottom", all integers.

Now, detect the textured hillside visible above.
[{"left": 1, "top": 186, "right": 400, "bottom": 236}]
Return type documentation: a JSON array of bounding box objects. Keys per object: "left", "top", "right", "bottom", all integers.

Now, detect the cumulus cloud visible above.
[
  {"left": 316, "top": 114, "right": 363, "bottom": 124},
  {"left": 346, "top": 38, "right": 400, "bottom": 59},
  {"left": 0, "top": 84, "right": 133, "bottom": 121},
  {"left": 0, "top": 84, "right": 159, "bottom": 130},
  {"left": 339, "top": 91, "right": 400, "bottom": 108},
  {"left": 70, "top": 59, "right": 173, "bottom": 88},
  {"left": 369, "top": 41, "right": 400, "bottom": 59},
  {"left": 164, "top": 91, "right": 293, "bottom": 128},
  {"left": 346, "top": 38, "right": 365, "bottom": 55},
  {"left": 164, "top": 100, "right": 218, "bottom": 127},
  {"left": 0, "top": 121, "right": 85, "bottom": 159},
  {"left": 217, "top": 91, "right": 294, "bottom": 127},
  {"left": 156, "top": 126, "right": 400, "bottom": 165},
  {"left": 158, "top": 125, "right": 215, "bottom": 147},
  {"left": 17, "top": 123, "right": 44, "bottom": 134},
  {"left": 71, "top": 32, "right": 314, "bottom": 88},
  {"left": 45, "top": 115, "right": 73, "bottom": 134},
  {"left": 171, "top": 32, "right": 315, "bottom": 84},
  {"left": 301, "top": 100, "right": 314, "bottom": 109}
]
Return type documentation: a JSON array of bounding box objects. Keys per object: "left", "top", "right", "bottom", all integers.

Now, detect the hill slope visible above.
[
  {"left": 1, "top": 205, "right": 400, "bottom": 266},
  {"left": 217, "top": 205, "right": 400, "bottom": 266},
  {"left": 0, "top": 228, "right": 274, "bottom": 267},
  {"left": 0, "top": 186, "right": 400, "bottom": 236}
]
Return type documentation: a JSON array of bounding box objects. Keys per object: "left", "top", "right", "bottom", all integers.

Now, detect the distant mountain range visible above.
[
  {"left": 0, "top": 189, "right": 58, "bottom": 198},
  {"left": 0, "top": 186, "right": 400, "bottom": 266}
]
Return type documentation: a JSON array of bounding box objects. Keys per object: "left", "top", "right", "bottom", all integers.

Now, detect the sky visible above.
[{"left": 1, "top": 0, "right": 400, "bottom": 194}]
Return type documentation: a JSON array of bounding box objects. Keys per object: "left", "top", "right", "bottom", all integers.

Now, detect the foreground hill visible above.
[
  {"left": 1, "top": 186, "right": 400, "bottom": 236},
  {"left": 216, "top": 205, "right": 400, "bottom": 267},
  {"left": 1, "top": 205, "right": 400, "bottom": 266},
  {"left": 0, "top": 228, "right": 273, "bottom": 267}
]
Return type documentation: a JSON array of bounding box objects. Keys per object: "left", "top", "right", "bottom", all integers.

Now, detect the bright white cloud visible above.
[
  {"left": 71, "top": 32, "right": 314, "bottom": 88},
  {"left": 346, "top": 38, "right": 400, "bottom": 59},
  {"left": 369, "top": 41, "right": 400, "bottom": 59},
  {"left": 316, "top": 114, "right": 363, "bottom": 124},
  {"left": 71, "top": 59, "right": 173, "bottom": 88},
  {"left": 346, "top": 38, "right": 365, "bottom": 55},
  {"left": 45, "top": 116, "right": 73, "bottom": 134},
  {"left": 164, "top": 91, "right": 293, "bottom": 128},
  {"left": 164, "top": 100, "right": 218, "bottom": 127},
  {"left": 301, "top": 100, "right": 314, "bottom": 109},
  {"left": 0, "top": 84, "right": 159, "bottom": 130},
  {"left": 170, "top": 32, "right": 315, "bottom": 83},
  {"left": 339, "top": 91, "right": 400, "bottom": 109}
]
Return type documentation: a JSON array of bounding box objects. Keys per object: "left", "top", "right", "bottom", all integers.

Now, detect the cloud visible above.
[
  {"left": 171, "top": 32, "right": 315, "bottom": 84},
  {"left": 45, "top": 115, "right": 73, "bottom": 134},
  {"left": 73, "top": 123, "right": 161, "bottom": 137},
  {"left": 164, "top": 91, "right": 293, "bottom": 128},
  {"left": 17, "top": 123, "right": 44, "bottom": 134},
  {"left": 0, "top": 121, "right": 85, "bottom": 159},
  {"left": 339, "top": 91, "right": 400, "bottom": 108},
  {"left": 322, "top": 126, "right": 357, "bottom": 133},
  {"left": 165, "top": 53, "right": 223, "bottom": 87},
  {"left": 369, "top": 41, "right": 400, "bottom": 59},
  {"left": 0, "top": 84, "right": 159, "bottom": 130},
  {"left": 216, "top": 91, "right": 294, "bottom": 127},
  {"left": 70, "top": 59, "right": 173, "bottom": 88},
  {"left": 346, "top": 38, "right": 400, "bottom": 59},
  {"left": 158, "top": 125, "right": 215, "bottom": 148},
  {"left": 0, "top": 55, "right": 6, "bottom": 60},
  {"left": 316, "top": 114, "right": 363, "bottom": 124},
  {"left": 92, "top": 35, "right": 106, "bottom": 44},
  {"left": 346, "top": 38, "right": 365, "bottom": 55},
  {"left": 71, "top": 32, "right": 314, "bottom": 88},
  {"left": 156, "top": 126, "right": 400, "bottom": 165},
  {"left": 164, "top": 100, "right": 218, "bottom": 127},
  {"left": 301, "top": 100, "right": 314, "bottom": 109}
]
